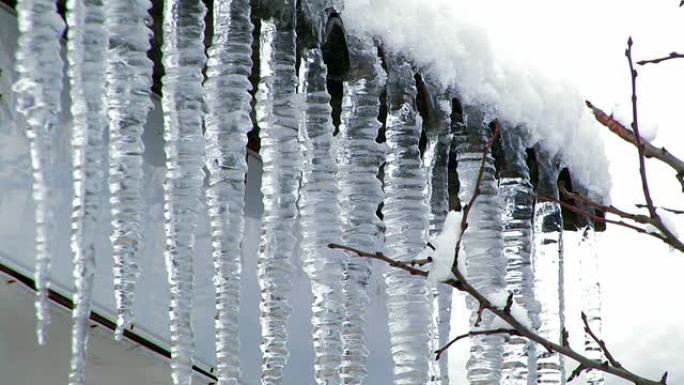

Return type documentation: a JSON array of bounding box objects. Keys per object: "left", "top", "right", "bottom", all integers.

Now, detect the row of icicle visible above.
[{"left": 10, "top": 0, "right": 604, "bottom": 385}]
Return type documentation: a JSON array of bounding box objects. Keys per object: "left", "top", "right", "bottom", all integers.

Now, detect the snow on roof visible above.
[{"left": 341, "top": 0, "right": 611, "bottom": 199}]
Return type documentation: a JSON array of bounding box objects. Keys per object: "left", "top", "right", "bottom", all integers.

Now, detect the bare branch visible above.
[
  {"left": 327, "top": 243, "right": 428, "bottom": 278},
  {"left": 584, "top": 100, "right": 684, "bottom": 192},
  {"left": 582, "top": 312, "right": 622, "bottom": 368},
  {"left": 635, "top": 204, "right": 684, "bottom": 215},
  {"left": 434, "top": 328, "right": 519, "bottom": 361},
  {"left": 637, "top": 52, "right": 684, "bottom": 66}
]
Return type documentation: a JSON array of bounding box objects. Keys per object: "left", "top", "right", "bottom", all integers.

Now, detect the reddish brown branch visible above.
[
  {"left": 582, "top": 312, "right": 622, "bottom": 368},
  {"left": 585, "top": 100, "right": 684, "bottom": 192},
  {"left": 637, "top": 52, "right": 684, "bottom": 66},
  {"left": 434, "top": 328, "right": 519, "bottom": 361},
  {"left": 327, "top": 243, "right": 428, "bottom": 277}
]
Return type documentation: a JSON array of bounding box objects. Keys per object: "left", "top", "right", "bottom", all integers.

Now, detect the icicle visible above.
[
  {"left": 532, "top": 147, "right": 565, "bottom": 385},
  {"left": 13, "top": 0, "right": 66, "bottom": 345},
  {"left": 573, "top": 185, "right": 605, "bottom": 385},
  {"left": 298, "top": 48, "right": 345, "bottom": 385},
  {"left": 104, "top": 0, "right": 155, "bottom": 340},
  {"left": 161, "top": 1, "right": 207, "bottom": 384},
  {"left": 499, "top": 125, "right": 538, "bottom": 385},
  {"left": 421, "top": 75, "right": 453, "bottom": 385},
  {"left": 337, "top": 34, "right": 386, "bottom": 385},
  {"left": 454, "top": 106, "right": 506, "bottom": 385},
  {"left": 203, "top": 1, "right": 253, "bottom": 383},
  {"left": 383, "top": 52, "right": 432, "bottom": 385},
  {"left": 255, "top": 7, "right": 300, "bottom": 383},
  {"left": 65, "top": 0, "right": 107, "bottom": 384}
]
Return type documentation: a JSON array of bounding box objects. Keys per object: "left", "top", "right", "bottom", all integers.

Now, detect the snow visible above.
[
  {"left": 427, "top": 210, "right": 463, "bottom": 285},
  {"left": 657, "top": 209, "right": 682, "bottom": 241},
  {"left": 341, "top": 0, "right": 611, "bottom": 199}
]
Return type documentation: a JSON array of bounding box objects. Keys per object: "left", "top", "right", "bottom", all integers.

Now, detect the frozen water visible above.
[
  {"left": 578, "top": 225, "right": 604, "bottom": 385},
  {"left": 65, "top": 0, "right": 108, "bottom": 384},
  {"left": 255, "top": 10, "right": 301, "bottom": 384},
  {"left": 336, "top": 34, "right": 386, "bottom": 385},
  {"left": 13, "top": 0, "right": 66, "bottom": 345},
  {"left": 499, "top": 125, "right": 538, "bottom": 385},
  {"left": 454, "top": 106, "right": 506, "bottom": 385},
  {"left": 383, "top": 52, "right": 432, "bottom": 385},
  {"left": 203, "top": 0, "right": 254, "bottom": 383},
  {"left": 532, "top": 201, "right": 565, "bottom": 385},
  {"left": 160, "top": 1, "right": 208, "bottom": 384},
  {"left": 104, "top": 0, "right": 155, "bottom": 340},
  {"left": 421, "top": 77, "right": 453, "bottom": 385},
  {"left": 298, "top": 48, "right": 346, "bottom": 385},
  {"left": 341, "top": 0, "right": 611, "bottom": 198}
]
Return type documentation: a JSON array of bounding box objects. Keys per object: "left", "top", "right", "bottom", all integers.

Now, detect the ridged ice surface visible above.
[
  {"left": 421, "top": 80, "right": 452, "bottom": 385},
  {"left": 298, "top": 48, "right": 345, "bottom": 385},
  {"left": 532, "top": 201, "right": 565, "bottom": 385},
  {"left": 255, "top": 14, "right": 300, "bottom": 385},
  {"left": 383, "top": 54, "right": 432, "bottom": 385},
  {"left": 578, "top": 225, "right": 604, "bottom": 385},
  {"left": 13, "top": 0, "right": 66, "bottom": 345},
  {"left": 104, "top": 0, "right": 155, "bottom": 340},
  {"left": 160, "top": 1, "right": 207, "bottom": 384},
  {"left": 65, "top": 0, "right": 108, "bottom": 384},
  {"left": 203, "top": 1, "right": 253, "bottom": 383},
  {"left": 336, "top": 35, "right": 386, "bottom": 385},
  {"left": 455, "top": 107, "right": 506, "bottom": 385},
  {"left": 499, "top": 127, "right": 538, "bottom": 385}
]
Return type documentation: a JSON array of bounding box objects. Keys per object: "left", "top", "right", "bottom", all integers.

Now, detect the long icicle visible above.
[
  {"left": 421, "top": 75, "right": 453, "bottom": 385},
  {"left": 204, "top": 0, "right": 253, "bottom": 383},
  {"left": 383, "top": 52, "right": 432, "bottom": 385},
  {"left": 13, "top": 0, "right": 66, "bottom": 346},
  {"left": 298, "top": 48, "right": 345, "bottom": 385},
  {"left": 455, "top": 106, "right": 506, "bottom": 385},
  {"left": 255, "top": 6, "right": 300, "bottom": 383},
  {"left": 66, "top": 0, "right": 108, "bottom": 384},
  {"left": 532, "top": 147, "right": 566, "bottom": 385},
  {"left": 104, "top": 0, "right": 155, "bottom": 340},
  {"left": 161, "top": 1, "right": 207, "bottom": 384},
  {"left": 337, "top": 34, "right": 386, "bottom": 385},
  {"left": 573, "top": 185, "right": 605, "bottom": 385},
  {"left": 499, "top": 125, "right": 539, "bottom": 385}
]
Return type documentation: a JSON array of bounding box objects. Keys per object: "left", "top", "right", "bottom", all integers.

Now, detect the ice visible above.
[
  {"left": 454, "top": 106, "right": 506, "bottom": 385},
  {"left": 160, "top": 1, "right": 207, "bottom": 384},
  {"left": 578, "top": 225, "right": 604, "bottom": 385},
  {"left": 255, "top": 9, "right": 301, "bottom": 384},
  {"left": 13, "top": 0, "right": 66, "bottom": 345},
  {"left": 499, "top": 125, "right": 538, "bottom": 385},
  {"left": 383, "top": 52, "right": 433, "bottom": 385},
  {"left": 421, "top": 76, "right": 454, "bottom": 385},
  {"left": 532, "top": 148, "right": 565, "bottom": 385},
  {"left": 65, "top": 0, "right": 108, "bottom": 384},
  {"left": 104, "top": 0, "right": 155, "bottom": 340},
  {"left": 336, "top": 34, "right": 386, "bottom": 385},
  {"left": 203, "top": 0, "right": 254, "bottom": 383},
  {"left": 298, "top": 48, "right": 346, "bottom": 385}
]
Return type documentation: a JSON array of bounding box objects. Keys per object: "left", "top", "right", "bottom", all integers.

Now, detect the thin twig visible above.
[
  {"left": 327, "top": 243, "right": 428, "bottom": 277},
  {"left": 635, "top": 204, "right": 684, "bottom": 215},
  {"left": 434, "top": 328, "right": 519, "bottom": 360},
  {"left": 637, "top": 52, "right": 684, "bottom": 66},
  {"left": 626, "top": 37, "right": 658, "bottom": 219},
  {"left": 582, "top": 312, "right": 622, "bottom": 368}
]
